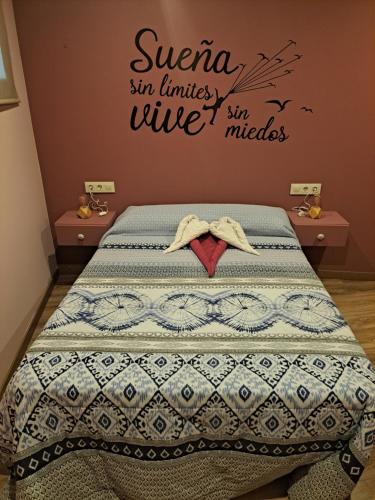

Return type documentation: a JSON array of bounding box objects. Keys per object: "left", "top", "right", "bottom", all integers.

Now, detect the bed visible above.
[{"left": 0, "top": 204, "right": 374, "bottom": 500}]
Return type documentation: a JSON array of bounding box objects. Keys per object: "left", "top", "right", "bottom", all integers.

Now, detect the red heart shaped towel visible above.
[{"left": 190, "top": 233, "right": 227, "bottom": 277}]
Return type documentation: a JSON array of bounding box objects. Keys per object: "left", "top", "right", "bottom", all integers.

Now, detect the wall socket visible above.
[
  {"left": 290, "top": 183, "right": 322, "bottom": 195},
  {"left": 84, "top": 181, "right": 115, "bottom": 193}
]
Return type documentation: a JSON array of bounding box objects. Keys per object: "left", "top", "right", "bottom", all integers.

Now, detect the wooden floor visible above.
[{"left": 1, "top": 279, "right": 375, "bottom": 499}]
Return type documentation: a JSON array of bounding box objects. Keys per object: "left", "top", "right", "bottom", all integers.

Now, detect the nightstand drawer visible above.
[
  {"left": 294, "top": 225, "right": 349, "bottom": 247},
  {"left": 287, "top": 210, "right": 349, "bottom": 247},
  {"left": 55, "top": 211, "right": 117, "bottom": 247},
  {"left": 56, "top": 225, "right": 107, "bottom": 246}
]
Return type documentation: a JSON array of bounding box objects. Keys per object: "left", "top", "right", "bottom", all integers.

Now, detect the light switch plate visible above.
[
  {"left": 290, "top": 183, "right": 322, "bottom": 195},
  {"left": 84, "top": 181, "right": 115, "bottom": 193}
]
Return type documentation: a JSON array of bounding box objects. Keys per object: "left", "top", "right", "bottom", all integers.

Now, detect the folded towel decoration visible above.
[
  {"left": 163, "top": 215, "right": 209, "bottom": 253},
  {"left": 209, "top": 216, "right": 260, "bottom": 255},
  {"left": 164, "top": 214, "right": 259, "bottom": 255},
  {"left": 164, "top": 214, "right": 259, "bottom": 276},
  {"left": 190, "top": 233, "right": 227, "bottom": 277}
]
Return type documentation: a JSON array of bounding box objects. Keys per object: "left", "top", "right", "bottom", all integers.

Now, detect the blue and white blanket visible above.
[{"left": 0, "top": 206, "right": 374, "bottom": 500}]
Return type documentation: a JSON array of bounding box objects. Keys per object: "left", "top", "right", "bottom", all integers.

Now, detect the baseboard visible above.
[
  {"left": 317, "top": 269, "right": 375, "bottom": 280},
  {"left": 0, "top": 270, "right": 58, "bottom": 399}
]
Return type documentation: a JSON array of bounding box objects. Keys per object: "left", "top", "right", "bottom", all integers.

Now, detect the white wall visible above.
[{"left": 0, "top": 0, "right": 55, "bottom": 391}]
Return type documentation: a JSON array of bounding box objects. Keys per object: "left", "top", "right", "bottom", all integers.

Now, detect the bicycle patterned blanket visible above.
[{"left": 1, "top": 215, "right": 374, "bottom": 499}]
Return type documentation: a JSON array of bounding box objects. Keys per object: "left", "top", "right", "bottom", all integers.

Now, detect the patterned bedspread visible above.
[{"left": 1, "top": 231, "right": 374, "bottom": 499}]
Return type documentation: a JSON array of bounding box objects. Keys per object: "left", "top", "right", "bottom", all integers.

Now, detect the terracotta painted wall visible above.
[
  {"left": 0, "top": 0, "right": 55, "bottom": 391},
  {"left": 13, "top": 0, "right": 375, "bottom": 273}
]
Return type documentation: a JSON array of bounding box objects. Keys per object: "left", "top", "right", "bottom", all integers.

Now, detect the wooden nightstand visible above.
[
  {"left": 55, "top": 211, "right": 117, "bottom": 246},
  {"left": 287, "top": 211, "right": 349, "bottom": 247}
]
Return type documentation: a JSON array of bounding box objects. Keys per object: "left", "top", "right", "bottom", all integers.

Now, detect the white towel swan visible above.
[{"left": 164, "top": 214, "right": 259, "bottom": 255}]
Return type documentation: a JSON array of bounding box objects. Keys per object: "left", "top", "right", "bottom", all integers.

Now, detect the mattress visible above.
[{"left": 0, "top": 205, "right": 374, "bottom": 500}]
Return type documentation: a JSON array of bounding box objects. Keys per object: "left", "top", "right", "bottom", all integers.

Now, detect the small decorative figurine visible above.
[
  {"left": 77, "top": 194, "right": 93, "bottom": 219},
  {"left": 308, "top": 195, "right": 322, "bottom": 219}
]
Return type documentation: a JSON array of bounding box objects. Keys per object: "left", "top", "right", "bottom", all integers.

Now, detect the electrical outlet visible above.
[
  {"left": 84, "top": 181, "right": 115, "bottom": 193},
  {"left": 290, "top": 183, "right": 322, "bottom": 195}
]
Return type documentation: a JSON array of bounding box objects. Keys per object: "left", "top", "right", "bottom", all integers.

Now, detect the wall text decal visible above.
[
  {"left": 129, "top": 28, "right": 304, "bottom": 141},
  {"left": 130, "top": 28, "right": 240, "bottom": 74}
]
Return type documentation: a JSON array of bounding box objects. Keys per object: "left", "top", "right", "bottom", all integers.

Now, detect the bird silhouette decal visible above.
[
  {"left": 265, "top": 99, "right": 292, "bottom": 112},
  {"left": 301, "top": 106, "right": 313, "bottom": 113}
]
